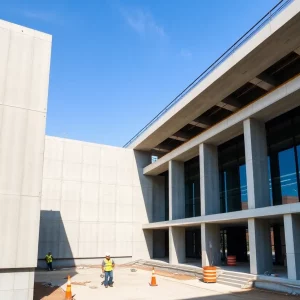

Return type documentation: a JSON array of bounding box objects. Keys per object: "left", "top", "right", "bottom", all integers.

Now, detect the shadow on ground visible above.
[
  {"left": 177, "top": 288, "right": 296, "bottom": 300},
  {"left": 33, "top": 282, "right": 65, "bottom": 300}
]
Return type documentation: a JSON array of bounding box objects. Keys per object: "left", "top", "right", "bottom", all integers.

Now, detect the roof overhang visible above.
[{"left": 127, "top": 1, "right": 300, "bottom": 151}]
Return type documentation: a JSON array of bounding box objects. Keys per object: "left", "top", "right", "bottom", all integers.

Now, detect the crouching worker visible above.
[
  {"left": 102, "top": 252, "right": 115, "bottom": 288},
  {"left": 45, "top": 252, "right": 53, "bottom": 271}
]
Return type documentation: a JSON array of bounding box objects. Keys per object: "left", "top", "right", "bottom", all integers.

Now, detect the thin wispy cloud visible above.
[
  {"left": 23, "top": 10, "right": 61, "bottom": 24},
  {"left": 121, "top": 7, "right": 165, "bottom": 38},
  {"left": 180, "top": 49, "right": 192, "bottom": 58}
]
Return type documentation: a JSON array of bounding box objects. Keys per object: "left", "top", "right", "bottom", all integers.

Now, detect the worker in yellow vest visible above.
[
  {"left": 102, "top": 252, "right": 115, "bottom": 288},
  {"left": 45, "top": 252, "right": 53, "bottom": 271}
]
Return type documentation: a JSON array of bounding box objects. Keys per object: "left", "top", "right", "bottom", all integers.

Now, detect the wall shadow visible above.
[
  {"left": 37, "top": 210, "right": 77, "bottom": 273},
  {"left": 175, "top": 288, "right": 296, "bottom": 300}
]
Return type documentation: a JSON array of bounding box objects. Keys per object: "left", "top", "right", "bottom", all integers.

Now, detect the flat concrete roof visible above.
[
  {"left": 126, "top": 0, "right": 300, "bottom": 152},
  {"left": 143, "top": 74, "right": 300, "bottom": 175}
]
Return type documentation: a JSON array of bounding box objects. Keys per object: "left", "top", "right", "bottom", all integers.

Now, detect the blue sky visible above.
[{"left": 0, "top": 0, "right": 279, "bottom": 147}]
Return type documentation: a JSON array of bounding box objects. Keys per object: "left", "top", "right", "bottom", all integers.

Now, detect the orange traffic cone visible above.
[
  {"left": 65, "top": 275, "right": 72, "bottom": 299},
  {"left": 150, "top": 267, "right": 158, "bottom": 286}
]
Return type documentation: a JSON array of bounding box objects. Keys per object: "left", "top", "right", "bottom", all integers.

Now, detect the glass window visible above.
[
  {"left": 184, "top": 157, "right": 200, "bottom": 218},
  {"left": 239, "top": 164, "right": 248, "bottom": 210},
  {"left": 266, "top": 105, "right": 300, "bottom": 205},
  {"left": 278, "top": 148, "right": 299, "bottom": 204},
  {"left": 218, "top": 135, "right": 246, "bottom": 212}
]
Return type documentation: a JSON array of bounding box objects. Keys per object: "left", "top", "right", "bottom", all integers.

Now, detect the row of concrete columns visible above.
[
  {"left": 165, "top": 118, "right": 300, "bottom": 279},
  {"left": 166, "top": 215, "right": 300, "bottom": 279}
]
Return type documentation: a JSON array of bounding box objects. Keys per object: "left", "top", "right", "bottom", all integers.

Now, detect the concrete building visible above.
[
  {"left": 1, "top": 0, "right": 300, "bottom": 298},
  {"left": 0, "top": 20, "right": 52, "bottom": 299}
]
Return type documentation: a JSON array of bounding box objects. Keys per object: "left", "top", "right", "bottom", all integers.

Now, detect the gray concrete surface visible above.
[
  {"left": 248, "top": 218, "right": 273, "bottom": 275},
  {"left": 169, "top": 160, "right": 185, "bottom": 220},
  {"left": 0, "top": 19, "right": 52, "bottom": 300},
  {"left": 40, "top": 137, "right": 154, "bottom": 264},
  {"left": 284, "top": 214, "right": 300, "bottom": 280},
  {"left": 35, "top": 267, "right": 246, "bottom": 300},
  {"left": 199, "top": 144, "right": 220, "bottom": 216},
  {"left": 144, "top": 75, "right": 300, "bottom": 176},
  {"left": 244, "top": 118, "right": 270, "bottom": 209},
  {"left": 169, "top": 227, "right": 185, "bottom": 264}
]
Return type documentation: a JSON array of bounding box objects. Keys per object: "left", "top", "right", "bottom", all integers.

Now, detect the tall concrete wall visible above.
[
  {"left": 39, "top": 136, "right": 153, "bottom": 266},
  {"left": 0, "top": 20, "right": 51, "bottom": 300}
]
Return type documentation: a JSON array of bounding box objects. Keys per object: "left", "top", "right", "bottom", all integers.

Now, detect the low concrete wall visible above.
[{"left": 255, "top": 276, "right": 300, "bottom": 295}]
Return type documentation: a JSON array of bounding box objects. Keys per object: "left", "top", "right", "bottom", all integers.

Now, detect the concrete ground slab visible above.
[{"left": 35, "top": 267, "right": 296, "bottom": 300}]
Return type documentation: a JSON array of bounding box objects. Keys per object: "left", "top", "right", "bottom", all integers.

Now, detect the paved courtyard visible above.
[{"left": 34, "top": 267, "right": 295, "bottom": 300}]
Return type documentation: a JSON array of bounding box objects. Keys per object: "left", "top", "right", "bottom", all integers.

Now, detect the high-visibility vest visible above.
[
  {"left": 103, "top": 258, "right": 113, "bottom": 271},
  {"left": 45, "top": 255, "right": 53, "bottom": 263}
]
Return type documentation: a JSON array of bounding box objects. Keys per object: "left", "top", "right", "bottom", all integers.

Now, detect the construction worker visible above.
[
  {"left": 102, "top": 252, "right": 115, "bottom": 288},
  {"left": 45, "top": 252, "right": 53, "bottom": 271}
]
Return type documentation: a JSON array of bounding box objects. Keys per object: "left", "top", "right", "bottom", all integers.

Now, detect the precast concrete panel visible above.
[
  {"left": 22, "top": 111, "right": 46, "bottom": 197},
  {"left": 30, "top": 38, "right": 51, "bottom": 111},
  {"left": 61, "top": 181, "right": 81, "bottom": 202},
  {"left": 82, "top": 164, "right": 100, "bottom": 182},
  {"left": 81, "top": 182, "right": 99, "bottom": 203},
  {"left": 40, "top": 137, "right": 153, "bottom": 263},
  {"left": 117, "top": 167, "right": 134, "bottom": 186},
  {"left": 63, "top": 162, "right": 82, "bottom": 181},
  {"left": 0, "top": 27, "right": 10, "bottom": 104},
  {"left": 44, "top": 137, "right": 63, "bottom": 160},
  {"left": 80, "top": 202, "right": 98, "bottom": 222},
  {"left": 0, "top": 106, "right": 27, "bottom": 195},
  {"left": 63, "top": 140, "right": 82, "bottom": 163},
  {"left": 99, "top": 183, "right": 116, "bottom": 203},
  {"left": 0, "top": 195, "right": 20, "bottom": 268},
  {"left": 79, "top": 242, "right": 97, "bottom": 257},
  {"left": 4, "top": 32, "right": 33, "bottom": 108},
  {"left": 116, "top": 223, "right": 133, "bottom": 242},
  {"left": 16, "top": 196, "right": 41, "bottom": 267},
  {"left": 98, "top": 223, "right": 116, "bottom": 242},
  {"left": 98, "top": 202, "right": 116, "bottom": 222},
  {"left": 101, "top": 146, "right": 118, "bottom": 167},
  {"left": 82, "top": 144, "right": 101, "bottom": 165},
  {"left": 61, "top": 201, "right": 80, "bottom": 221},
  {"left": 43, "top": 158, "right": 63, "bottom": 179},
  {"left": 116, "top": 185, "right": 133, "bottom": 205},
  {"left": 79, "top": 223, "right": 98, "bottom": 242},
  {"left": 59, "top": 221, "right": 79, "bottom": 242},
  {"left": 42, "top": 178, "right": 62, "bottom": 200}
]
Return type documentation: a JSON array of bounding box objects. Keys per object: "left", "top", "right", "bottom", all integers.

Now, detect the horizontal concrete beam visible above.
[
  {"left": 142, "top": 202, "right": 300, "bottom": 229},
  {"left": 294, "top": 46, "right": 300, "bottom": 55},
  {"left": 250, "top": 77, "right": 274, "bottom": 91},
  {"left": 144, "top": 75, "right": 300, "bottom": 176},
  {"left": 128, "top": 2, "right": 300, "bottom": 151}
]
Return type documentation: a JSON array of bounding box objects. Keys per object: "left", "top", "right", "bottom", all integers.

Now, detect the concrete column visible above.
[
  {"left": 201, "top": 223, "right": 221, "bottom": 267},
  {"left": 169, "top": 161, "right": 185, "bottom": 220},
  {"left": 248, "top": 218, "right": 273, "bottom": 275},
  {"left": 244, "top": 119, "right": 270, "bottom": 209},
  {"left": 169, "top": 227, "right": 185, "bottom": 264},
  {"left": 199, "top": 144, "right": 220, "bottom": 216},
  {"left": 152, "top": 176, "right": 165, "bottom": 222},
  {"left": 284, "top": 214, "right": 300, "bottom": 280}
]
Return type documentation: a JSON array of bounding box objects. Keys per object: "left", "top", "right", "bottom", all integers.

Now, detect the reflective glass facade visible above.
[
  {"left": 218, "top": 135, "right": 247, "bottom": 213},
  {"left": 184, "top": 157, "right": 200, "bottom": 217},
  {"left": 266, "top": 106, "right": 300, "bottom": 205}
]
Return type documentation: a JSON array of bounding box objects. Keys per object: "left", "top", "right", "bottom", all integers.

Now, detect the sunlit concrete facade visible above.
[
  {"left": 1, "top": 1, "right": 300, "bottom": 299},
  {"left": 0, "top": 20, "right": 52, "bottom": 299},
  {"left": 138, "top": 0, "right": 300, "bottom": 285}
]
